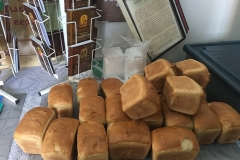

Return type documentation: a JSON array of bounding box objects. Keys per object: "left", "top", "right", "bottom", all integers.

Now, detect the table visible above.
[{"left": 1, "top": 66, "right": 240, "bottom": 160}]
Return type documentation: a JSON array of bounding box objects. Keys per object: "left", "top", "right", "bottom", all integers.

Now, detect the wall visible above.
[
  {"left": 95, "top": 0, "right": 240, "bottom": 63},
  {"left": 160, "top": 0, "right": 240, "bottom": 62},
  {"left": 16, "top": 0, "right": 240, "bottom": 67}
]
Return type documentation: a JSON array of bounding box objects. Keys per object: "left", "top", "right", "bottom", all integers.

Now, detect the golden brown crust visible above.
[
  {"left": 208, "top": 102, "right": 240, "bottom": 143},
  {"left": 13, "top": 107, "right": 56, "bottom": 154},
  {"left": 107, "top": 120, "right": 151, "bottom": 159},
  {"left": 107, "top": 120, "right": 151, "bottom": 144},
  {"left": 78, "top": 135, "right": 108, "bottom": 160},
  {"left": 144, "top": 59, "right": 175, "bottom": 93},
  {"left": 48, "top": 83, "right": 73, "bottom": 118},
  {"left": 79, "top": 96, "right": 106, "bottom": 124},
  {"left": 76, "top": 78, "right": 98, "bottom": 102},
  {"left": 109, "top": 142, "right": 151, "bottom": 160},
  {"left": 77, "top": 122, "right": 108, "bottom": 160},
  {"left": 100, "top": 78, "right": 123, "bottom": 98},
  {"left": 161, "top": 100, "right": 193, "bottom": 130},
  {"left": 151, "top": 127, "right": 200, "bottom": 160},
  {"left": 174, "top": 59, "right": 210, "bottom": 88},
  {"left": 192, "top": 101, "right": 221, "bottom": 145},
  {"left": 141, "top": 108, "right": 163, "bottom": 130},
  {"left": 41, "top": 118, "right": 79, "bottom": 160},
  {"left": 120, "top": 74, "right": 160, "bottom": 119},
  {"left": 77, "top": 121, "right": 106, "bottom": 136},
  {"left": 105, "top": 95, "right": 131, "bottom": 125},
  {"left": 163, "top": 76, "right": 203, "bottom": 115}
]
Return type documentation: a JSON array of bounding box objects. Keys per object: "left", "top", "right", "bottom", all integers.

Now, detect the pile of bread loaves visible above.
[{"left": 13, "top": 59, "right": 240, "bottom": 160}]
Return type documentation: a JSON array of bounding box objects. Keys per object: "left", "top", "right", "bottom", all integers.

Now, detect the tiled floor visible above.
[{"left": 1, "top": 66, "right": 68, "bottom": 160}]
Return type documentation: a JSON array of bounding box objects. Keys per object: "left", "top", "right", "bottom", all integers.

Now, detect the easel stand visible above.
[
  {"left": 0, "top": 12, "right": 19, "bottom": 104},
  {"left": 38, "top": 0, "right": 102, "bottom": 96},
  {"left": 38, "top": 39, "right": 102, "bottom": 96}
]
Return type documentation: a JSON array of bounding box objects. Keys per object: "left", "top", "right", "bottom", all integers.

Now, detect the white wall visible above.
[
  {"left": 161, "top": 0, "right": 240, "bottom": 62},
  {"left": 96, "top": 0, "right": 240, "bottom": 62}
]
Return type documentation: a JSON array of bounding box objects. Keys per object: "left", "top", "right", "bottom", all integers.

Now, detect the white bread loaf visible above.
[
  {"left": 48, "top": 83, "right": 73, "bottom": 118},
  {"left": 208, "top": 102, "right": 240, "bottom": 144},
  {"left": 163, "top": 76, "right": 204, "bottom": 115},
  {"left": 191, "top": 101, "right": 221, "bottom": 145},
  {"left": 141, "top": 108, "right": 163, "bottom": 131},
  {"left": 79, "top": 96, "right": 106, "bottom": 124},
  {"left": 174, "top": 59, "right": 210, "bottom": 88},
  {"left": 76, "top": 78, "right": 98, "bottom": 102},
  {"left": 13, "top": 107, "right": 56, "bottom": 154},
  {"left": 151, "top": 127, "right": 200, "bottom": 160},
  {"left": 161, "top": 100, "right": 193, "bottom": 130},
  {"left": 77, "top": 121, "right": 108, "bottom": 160},
  {"left": 144, "top": 59, "right": 175, "bottom": 93},
  {"left": 120, "top": 74, "right": 160, "bottom": 119},
  {"left": 105, "top": 95, "right": 131, "bottom": 125},
  {"left": 100, "top": 78, "right": 123, "bottom": 98},
  {"left": 107, "top": 120, "right": 151, "bottom": 159},
  {"left": 41, "top": 118, "right": 79, "bottom": 160}
]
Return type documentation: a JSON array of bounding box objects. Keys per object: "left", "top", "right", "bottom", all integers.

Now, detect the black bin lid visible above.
[{"left": 183, "top": 41, "right": 240, "bottom": 96}]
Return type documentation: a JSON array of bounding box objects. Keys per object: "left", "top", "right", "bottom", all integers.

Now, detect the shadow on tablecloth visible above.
[{"left": 0, "top": 93, "right": 27, "bottom": 159}]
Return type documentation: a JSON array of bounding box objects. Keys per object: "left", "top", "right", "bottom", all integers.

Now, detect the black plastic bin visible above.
[{"left": 183, "top": 41, "right": 240, "bottom": 113}]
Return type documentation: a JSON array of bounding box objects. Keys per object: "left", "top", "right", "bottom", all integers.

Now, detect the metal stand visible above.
[
  {"left": 38, "top": 0, "right": 102, "bottom": 96},
  {"left": 0, "top": 9, "right": 19, "bottom": 104}
]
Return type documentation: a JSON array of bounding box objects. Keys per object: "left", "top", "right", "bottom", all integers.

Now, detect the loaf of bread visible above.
[
  {"left": 151, "top": 127, "right": 200, "bottom": 160},
  {"left": 105, "top": 95, "right": 131, "bottom": 125},
  {"left": 174, "top": 59, "right": 210, "bottom": 88},
  {"left": 79, "top": 96, "right": 106, "bottom": 124},
  {"left": 107, "top": 120, "right": 151, "bottom": 160},
  {"left": 13, "top": 107, "right": 56, "bottom": 154},
  {"left": 77, "top": 121, "right": 108, "bottom": 160},
  {"left": 41, "top": 118, "right": 79, "bottom": 160},
  {"left": 163, "top": 76, "right": 204, "bottom": 115},
  {"left": 48, "top": 83, "right": 73, "bottom": 118},
  {"left": 161, "top": 100, "right": 193, "bottom": 130},
  {"left": 120, "top": 74, "right": 160, "bottom": 119},
  {"left": 100, "top": 78, "right": 123, "bottom": 98},
  {"left": 76, "top": 78, "right": 98, "bottom": 102},
  {"left": 191, "top": 101, "right": 221, "bottom": 145},
  {"left": 208, "top": 102, "right": 240, "bottom": 144},
  {"left": 141, "top": 108, "right": 163, "bottom": 130},
  {"left": 144, "top": 59, "right": 175, "bottom": 93}
]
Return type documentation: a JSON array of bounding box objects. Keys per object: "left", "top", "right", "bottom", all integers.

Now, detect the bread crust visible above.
[
  {"left": 145, "top": 59, "right": 175, "bottom": 93},
  {"left": 79, "top": 96, "right": 106, "bottom": 124},
  {"left": 208, "top": 102, "right": 240, "bottom": 143},
  {"left": 107, "top": 120, "right": 151, "bottom": 159},
  {"left": 76, "top": 78, "right": 98, "bottom": 102},
  {"left": 151, "top": 127, "right": 200, "bottom": 160},
  {"left": 48, "top": 83, "right": 73, "bottom": 118},
  {"left": 174, "top": 59, "right": 210, "bottom": 88},
  {"left": 163, "top": 76, "right": 203, "bottom": 115},
  {"left": 192, "top": 101, "right": 221, "bottom": 145},
  {"left": 161, "top": 100, "right": 193, "bottom": 130},
  {"left": 105, "top": 95, "right": 131, "bottom": 125},
  {"left": 100, "top": 78, "right": 123, "bottom": 98},
  {"left": 77, "top": 122, "right": 108, "bottom": 160},
  {"left": 41, "top": 118, "right": 79, "bottom": 160},
  {"left": 141, "top": 109, "right": 163, "bottom": 131},
  {"left": 120, "top": 74, "right": 160, "bottom": 119},
  {"left": 14, "top": 107, "right": 56, "bottom": 154}
]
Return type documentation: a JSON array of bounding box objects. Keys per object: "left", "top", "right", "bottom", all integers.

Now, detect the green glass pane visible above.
[
  {"left": 92, "top": 59, "right": 103, "bottom": 79},
  {"left": 0, "top": 0, "right": 3, "bottom": 11}
]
